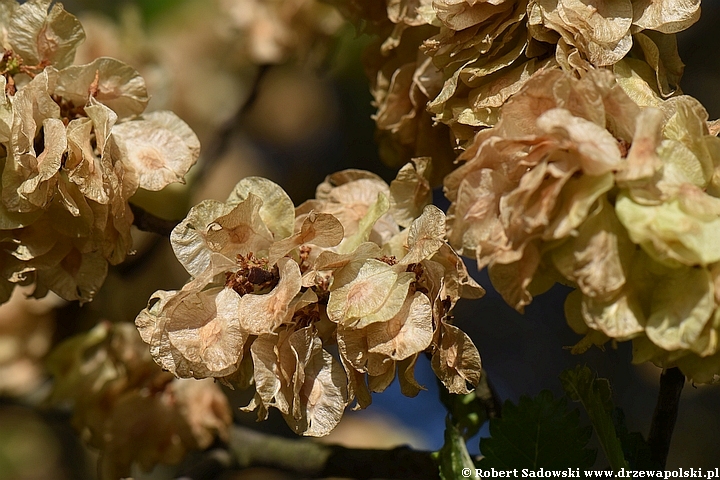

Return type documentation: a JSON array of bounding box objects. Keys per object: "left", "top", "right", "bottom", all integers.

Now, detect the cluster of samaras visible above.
[
  {"left": 0, "top": 0, "right": 198, "bottom": 304},
  {"left": 343, "top": 0, "right": 720, "bottom": 383},
  {"left": 137, "top": 160, "right": 485, "bottom": 436}
]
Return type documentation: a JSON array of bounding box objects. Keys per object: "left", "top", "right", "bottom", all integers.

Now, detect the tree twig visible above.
[
  {"left": 477, "top": 371, "right": 503, "bottom": 419},
  {"left": 175, "top": 449, "right": 232, "bottom": 480},
  {"left": 129, "top": 203, "right": 180, "bottom": 237},
  {"left": 192, "top": 64, "right": 272, "bottom": 187},
  {"left": 647, "top": 367, "right": 685, "bottom": 469},
  {"left": 177, "top": 425, "right": 439, "bottom": 480}
]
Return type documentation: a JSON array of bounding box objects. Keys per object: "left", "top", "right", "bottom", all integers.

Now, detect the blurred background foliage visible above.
[{"left": 1, "top": 1, "right": 720, "bottom": 479}]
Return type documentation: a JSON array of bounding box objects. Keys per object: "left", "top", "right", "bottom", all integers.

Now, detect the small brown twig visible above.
[
  {"left": 191, "top": 64, "right": 272, "bottom": 187},
  {"left": 129, "top": 203, "right": 180, "bottom": 237},
  {"left": 476, "top": 371, "right": 503, "bottom": 419}
]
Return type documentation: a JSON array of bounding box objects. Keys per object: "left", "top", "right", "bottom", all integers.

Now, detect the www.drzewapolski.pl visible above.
[{"left": 461, "top": 468, "right": 715, "bottom": 478}]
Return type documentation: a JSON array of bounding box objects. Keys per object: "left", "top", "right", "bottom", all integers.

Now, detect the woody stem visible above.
[
  {"left": 176, "top": 424, "right": 440, "bottom": 480},
  {"left": 129, "top": 203, "right": 180, "bottom": 237},
  {"left": 647, "top": 367, "right": 685, "bottom": 469}
]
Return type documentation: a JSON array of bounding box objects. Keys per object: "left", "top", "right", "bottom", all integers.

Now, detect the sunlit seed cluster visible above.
[
  {"left": 339, "top": 0, "right": 720, "bottom": 383},
  {"left": 336, "top": 0, "right": 699, "bottom": 186},
  {"left": 0, "top": 0, "right": 199, "bottom": 304},
  {"left": 441, "top": 65, "right": 720, "bottom": 381},
  {"left": 137, "top": 160, "right": 485, "bottom": 436}
]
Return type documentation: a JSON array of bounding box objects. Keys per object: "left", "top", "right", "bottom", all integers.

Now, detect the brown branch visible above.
[
  {"left": 177, "top": 425, "right": 439, "bottom": 480},
  {"left": 175, "top": 449, "right": 233, "bottom": 480},
  {"left": 192, "top": 64, "right": 272, "bottom": 187},
  {"left": 647, "top": 367, "right": 685, "bottom": 469},
  {"left": 129, "top": 203, "right": 180, "bottom": 237}
]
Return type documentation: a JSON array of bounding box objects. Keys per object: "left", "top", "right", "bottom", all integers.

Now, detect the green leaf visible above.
[
  {"left": 612, "top": 408, "right": 656, "bottom": 470},
  {"left": 560, "top": 365, "right": 629, "bottom": 473},
  {"left": 437, "top": 416, "right": 476, "bottom": 480},
  {"left": 477, "top": 390, "right": 596, "bottom": 469}
]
